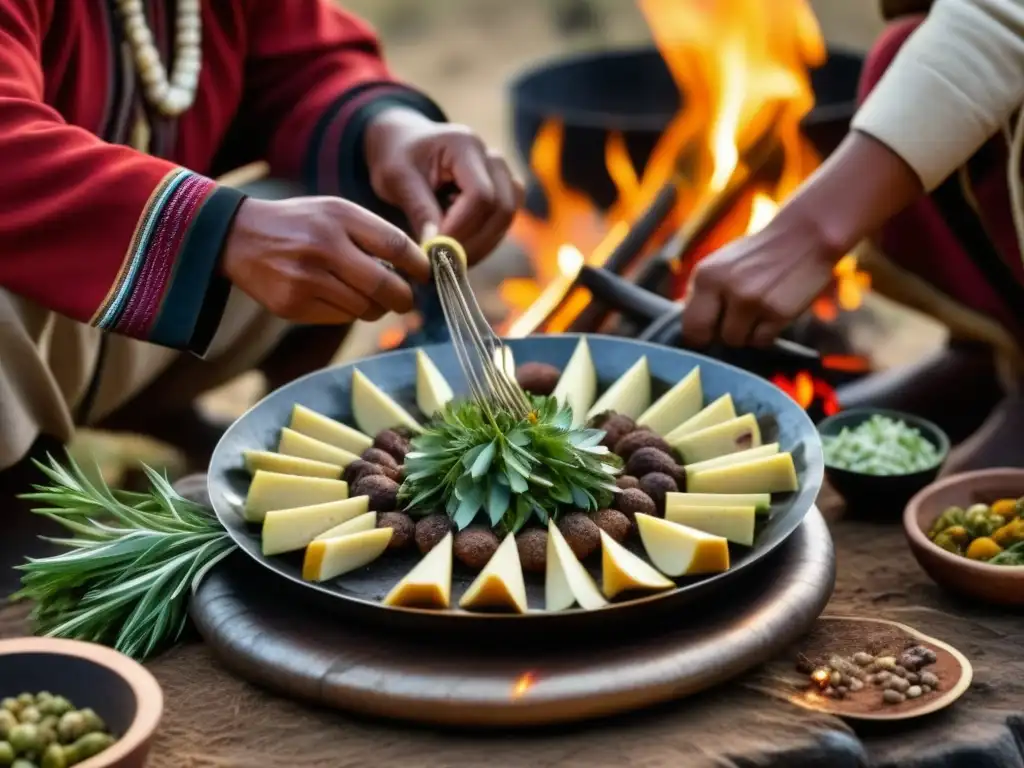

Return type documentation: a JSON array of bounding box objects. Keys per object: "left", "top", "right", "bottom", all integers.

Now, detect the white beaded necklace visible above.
[{"left": 114, "top": 0, "right": 202, "bottom": 118}]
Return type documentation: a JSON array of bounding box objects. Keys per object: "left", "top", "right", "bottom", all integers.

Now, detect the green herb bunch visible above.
[
  {"left": 12, "top": 454, "right": 236, "bottom": 660},
  {"left": 399, "top": 395, "right": 619, "bottom": 532}
]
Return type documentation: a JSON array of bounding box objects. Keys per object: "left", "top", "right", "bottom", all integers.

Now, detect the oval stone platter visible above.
[{"left": 208, "top": 334, "right": 824, "bottom": 636}]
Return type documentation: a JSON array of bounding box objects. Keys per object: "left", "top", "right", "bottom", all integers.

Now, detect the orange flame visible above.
[
  {"left": 498, "top": 0, "right": 870, "bottom": 345},
  {"left": 511, "top": 671, "right": 538, "bottom": 699},
  {"left": 772, "top": 370, "right": 840, "bottom": 415}
]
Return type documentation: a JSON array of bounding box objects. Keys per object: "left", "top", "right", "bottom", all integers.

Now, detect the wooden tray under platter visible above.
[{"left": 189, "top": 506, "right": 835, "bottom": 728}]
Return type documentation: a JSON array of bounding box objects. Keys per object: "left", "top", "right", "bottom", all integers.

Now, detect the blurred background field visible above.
[{"left": 72, "top": 0, "right": 947, "bottom": 484}]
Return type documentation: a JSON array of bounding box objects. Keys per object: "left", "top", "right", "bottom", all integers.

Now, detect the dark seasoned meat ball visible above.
[
  {"left": 613, "top": 487, "right": 656, "bottom": 522},
  {"left": 392, "top": 426, "right": 416, "bottom": 440},
  {"left": 516, "top": 362, "right": 561, "bottom": 396},
  {"left": 614, "top": 430, "right": 674, "bottom": 461},
  {"left": 558, "top": 512, "right": 601, "bottom": 560},
  {"left": 415, "top": 513, "right": 453, "bottom": 554},
  {"left": 351, "top": 475, "right": 399, "bottom": 512},
  {"left": 639, "top": 472, "right": 678, "bottom": 515},
  {"left": 516, "top": 527, "right": 548, "bottom": 573},
  {"left": 373, "top": 429, "right": 411, "bottom": 462},
  {"left": 626, "top": 446, "right": 681, "bottom": 482},
  {"left": 615, "top": 475, "right": 641, "bottom": 490},
  {"left": 454, "top": 526, "right": 501, "bottom": 571},
  {"left": 377, "top": 511, "right": 415, "bottom": 550},
  {"left": 343, "top": 459, "right": 385, "bottom": 486},
  {"left": 590, "top": 508, "right": 631, "bottom": 542},
  {"left": 592, "top": 412, "right": 636, "bottom": 450},
  {"left": 361, "top": 447, "right": 401, "bottom": 472}
]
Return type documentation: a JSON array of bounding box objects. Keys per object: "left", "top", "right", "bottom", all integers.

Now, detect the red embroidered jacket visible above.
[{"left": 0, "top": 0, "right": 443, "bottom": 352}]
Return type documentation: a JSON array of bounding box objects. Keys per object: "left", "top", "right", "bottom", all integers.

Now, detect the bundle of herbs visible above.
[
  {"left": 11, "top": 454, "right": 236, "bottom": 660},
  {"left": 399, "top": 394, "right": 620, "bottom": 533}
]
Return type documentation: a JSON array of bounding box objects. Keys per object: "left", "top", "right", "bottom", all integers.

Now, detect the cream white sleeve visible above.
[{"left": 851, "top": 0, "right": 1024, "bottom": 191}]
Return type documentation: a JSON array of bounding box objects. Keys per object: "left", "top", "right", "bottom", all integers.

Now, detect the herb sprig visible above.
[
  {"left": 12, "top": 454, "right": 236, "bottom": 660},
  {"left": 399, "top": 395, "right": 620, "bottom": 532}
]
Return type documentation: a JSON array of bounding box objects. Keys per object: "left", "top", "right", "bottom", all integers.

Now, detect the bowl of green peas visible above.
[
  {"left": 817, "top": 408, "right": 949, "bottom": 512},
  {"left": 0, "top": 637, "right": 162, "bottom": 767}
]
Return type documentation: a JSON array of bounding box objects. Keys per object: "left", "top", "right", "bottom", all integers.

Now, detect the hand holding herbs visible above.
[
  {"left": 823, "top": 415, "right": 941, "bottom": 475},
  {"left": 12, "top": 455, "right": 237, "bottom": 661},
  {"left": 928, "top": 497, "right": 1024, "bottom": 565},
  {"left": 0, "top": 691, "right": 115, "bottom": 768}
]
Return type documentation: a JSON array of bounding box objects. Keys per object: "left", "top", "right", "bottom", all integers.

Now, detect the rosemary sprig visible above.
[{"left": 11, "top": 453, "right": 236, "bottom": 660}]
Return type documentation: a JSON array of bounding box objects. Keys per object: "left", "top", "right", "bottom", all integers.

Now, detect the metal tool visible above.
[{"left": 422, "top": 234, "right": 532, "bottom": 418}]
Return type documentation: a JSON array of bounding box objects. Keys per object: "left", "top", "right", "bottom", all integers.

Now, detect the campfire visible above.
[{"left": 494, "top": 0, "right": 873, "bottom": 418}]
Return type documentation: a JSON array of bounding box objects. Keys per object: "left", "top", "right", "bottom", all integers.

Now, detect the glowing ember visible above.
[
  {"left": 811, "top": 668, "right": 831, "bottom": 688},
  {"left": 498, "top": 0, "right": 872, "bottom": 356},
  {"left": 772, "top": 370, "right": 840, "bottom": 415},
  {"left": 511, "top": 671, "right": 538, "bottom": 699}
]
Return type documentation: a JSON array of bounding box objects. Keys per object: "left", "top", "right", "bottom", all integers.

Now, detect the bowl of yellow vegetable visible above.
[
  {"left": 818, "top": 409, "right": 949, "bottom": 513},
  {"left": 904, "top": 468, "right": 1024, "bottom": 605}
]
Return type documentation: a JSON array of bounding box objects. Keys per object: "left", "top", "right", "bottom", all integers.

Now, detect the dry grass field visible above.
[{"left": 71, "top": 0, "right": 947, "bottom": 483}]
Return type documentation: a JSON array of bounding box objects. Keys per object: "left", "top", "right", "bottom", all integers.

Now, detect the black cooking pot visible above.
[{"left": 509, "top": 46, "right": 865, "bottom": 214}]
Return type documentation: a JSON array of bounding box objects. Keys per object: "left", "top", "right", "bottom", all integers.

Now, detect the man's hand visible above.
[
  {"left": 222, "top": 197, "right": 430, "bottom": 324},
  {"left": 364, "top": 107, "right": 524, "bottom": 262},
  {"left": 681, "top": 214, "right": 843, "bottom": 348}
]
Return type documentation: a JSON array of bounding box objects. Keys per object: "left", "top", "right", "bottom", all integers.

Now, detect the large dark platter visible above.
[{"left": 208, "top": 334, "right": 824, "bottom": 636}]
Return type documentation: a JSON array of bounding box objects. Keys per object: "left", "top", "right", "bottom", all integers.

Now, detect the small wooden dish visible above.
[
  {"left": 904, "top": 468, "right": 1024, "bottom": 605},
  {"left": 0, "top": 637, "right": 163, "bottom": 768},
  {"left": 761, "top": 616, "right": 972, "bottom": 721}
]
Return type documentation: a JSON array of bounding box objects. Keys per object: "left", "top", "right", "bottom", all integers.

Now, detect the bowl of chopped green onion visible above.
[{"left": 817, "top": 409, "right": 949, "bottom": 511}]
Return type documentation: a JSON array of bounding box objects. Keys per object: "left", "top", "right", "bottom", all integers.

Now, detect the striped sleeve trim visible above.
[
  {"left": 303, "top": 82, "right": 447, "bottom": 199},
  {"left": 91, "top": 168, "right": 245, "bottom": 353}
]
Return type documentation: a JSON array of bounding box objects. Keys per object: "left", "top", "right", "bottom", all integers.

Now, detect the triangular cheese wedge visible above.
[
  {"left": 552, "top": 338, "right": 597, "bottom": 427},
  {"left": 278, "top": 428, "right": 359, "bottom": 467},
  {"left": 683, "top": 443, "right": 778, "bottom": 474},
  {"left": 586, "top": 356, "right": 651, "bottom": 422},
  {"left": 459, "top": 535, "right": 528, "bottom": 613},
  {"left": 289, "top": 404, "right": 372, "bottom": 454},
  {"left": 635, "top": 513, "right": 730, "bottom": 576},
  {"left": 383, "top": 532, "right": 453, "bottom": 609},
  {"left": 314, "top": 511, "right": 377, "bottom": 541},
  {"left": 302, "top": 528, "right": 393, "bottom": 582},
  {"left": 671, "top": 413, "right": 761, "bottom": 463},
  {"left": 351, "top": 369, "right": 422, "bottom": 436},
  {"left": 416, "top": 350, "right": 455, "bottom": 418},
  {"left": 243, "top": 472, "right": 348, "bottom": 523},
  {"left": 687, "top": 452, "right": 798, "bottom": 494},
  {"left": 261, "top": 496, "right": 370, "bottom": 556},
  {"left": 545, "top": 520, "right": 606, "bottom": 611},
  {"left": 600, "top": 530, "right": 674, "bottom": 599},
  {"left": 665, "top": 505, "right": 756, "bottom": 546},
  {"left": 637, "top": 367, "right": 702, "bottom": 435},
  {"left": 664, "top": 394, "right": 736, "bottom": 443},
  {"left": 242, "top": 450, "right": 342, "bottom": 479}
]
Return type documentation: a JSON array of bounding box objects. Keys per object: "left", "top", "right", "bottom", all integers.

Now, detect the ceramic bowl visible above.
[
  {"left": 817, "top": 408, "right": 949, "bottom": 513},
  {"left": 904, "top": 468, "right": 1024, "bottom": 605},
  {"left": 0, "top": 637, "right": 163, "bottom": 767}
]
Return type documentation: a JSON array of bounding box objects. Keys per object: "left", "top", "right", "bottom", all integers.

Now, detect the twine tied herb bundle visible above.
[
  {"left": 399, "top": 394, "right": 620, "bottom": 532},
  {"left": 12, "top": 455, "right": 236, "bottom": 660}
]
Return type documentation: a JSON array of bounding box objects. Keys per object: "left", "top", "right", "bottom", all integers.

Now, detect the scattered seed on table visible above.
[
  {"left": 905, "top": 672, "right": 920, "bottom": 685},
  {"left": 883, "top": 690, "right": 906, "bottom": 704},
  {"left": 921, "top": 685, "right": 932, "bottom": 694},
  {"left": 888, "top": 677, "right": 910, "bottom": 693},
  {"left": 823, "top": 686, "right": 836, "bottom": 698},
  {"left": 840, "top": 673, "right": 854, "bottom": 687},
  {"left": 920, "top": 672, "right": 939, "bottom": 688},
  {"left": 849, "top": 679, "right": 864, "bottom": 692},
  {"left": 853, "top": 652, "right": 874, "bottom": 666},
  {"left": 893, "top": 665, "right": 908, "bottom": 678},
  {"left": 876, "top": 656, "right": 896, "bottom": 670},
  {"left": 906, "top": 685, "right": 923, "bottom": 699},
  {"left": 830, "top": 671, "right": 842, "bottom": 687},
  {"left": 872, "top": 672, "right": 890, "bottom": 686}
]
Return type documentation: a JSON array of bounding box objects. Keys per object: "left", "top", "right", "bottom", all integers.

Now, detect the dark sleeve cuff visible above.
[
  {"left": 303, "top": 83, "right": 447, "bottom": 231},
  {"left": 147, "top": 185, "right": 248, "bottom": 356}
]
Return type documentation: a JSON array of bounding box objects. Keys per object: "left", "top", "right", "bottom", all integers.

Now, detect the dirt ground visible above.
[{"left": 70, "top": 0, "right": 947, "bottom": 481}]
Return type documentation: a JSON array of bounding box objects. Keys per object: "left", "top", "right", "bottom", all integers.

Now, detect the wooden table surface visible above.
[{"left": 3, "top": 483, "right": 1023, "bottom": 768}]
